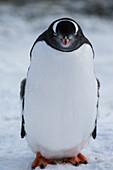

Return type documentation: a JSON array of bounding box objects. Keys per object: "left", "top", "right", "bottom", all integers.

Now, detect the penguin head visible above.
[{"left": 45, "top": 18, "right": 89, "bottom": 52}]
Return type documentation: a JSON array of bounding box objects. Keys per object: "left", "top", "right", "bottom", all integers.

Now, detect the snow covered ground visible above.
[{"left": 0, "top": 3, "right": 113, "bottom": 170}]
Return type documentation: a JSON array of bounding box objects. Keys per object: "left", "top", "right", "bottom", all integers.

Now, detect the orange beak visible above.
[{"left": 61, "top": 36, "right": 70, "bottom": 45}]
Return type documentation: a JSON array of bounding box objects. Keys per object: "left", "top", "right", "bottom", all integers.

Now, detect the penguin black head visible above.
[
  {"left": 45, "top": 18, "right": 91, "bottom": 52},
  {"left": 30, "top": 18, "right": 92, "bottom": 57}
]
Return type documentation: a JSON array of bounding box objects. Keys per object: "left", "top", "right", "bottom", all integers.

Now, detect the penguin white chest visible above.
[{"left": 24, "top": 42, "right": 97, "bottom": 158}]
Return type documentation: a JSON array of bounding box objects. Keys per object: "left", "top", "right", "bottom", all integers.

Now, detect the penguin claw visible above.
[
  {"left": 50, "top": 161, "right": 56, "bottom": 165},
  {"left": 62, "top": 159, "right": 68, "bottom": 163},
  {"left": 40, "top": 163, "right": 45, "bottom": 169},
  {"left": 84, "top": 160, "right": 88, "bottom": 164},
  {"left": 75, "top": 161, "right": 79, "bottom": 166}
]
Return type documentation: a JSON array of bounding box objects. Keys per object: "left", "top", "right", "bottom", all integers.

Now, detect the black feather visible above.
[
  {"left": 92, "top": 78, "right": 100, "bottom": 139},
  {"left": 21, "top": 115, "right": 26, "bottom": 138},
  {"left": 92, "top": 119, "right": 97, "bottom": 139},
  {"left": 20, "top": 78, "right": 26, "bottom": 138}
]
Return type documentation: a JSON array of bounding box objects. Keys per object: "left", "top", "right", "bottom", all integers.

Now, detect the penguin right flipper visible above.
[
  {"left": 92, "top": 78, "right": 100, "bottom": 139},
  {"left": 20, "top": 78, "right": 26, "bottom": 138}
]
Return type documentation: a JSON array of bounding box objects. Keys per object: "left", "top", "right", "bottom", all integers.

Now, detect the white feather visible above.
[{"left": 24, "top": 42, "right": 97, "bottom": 159}]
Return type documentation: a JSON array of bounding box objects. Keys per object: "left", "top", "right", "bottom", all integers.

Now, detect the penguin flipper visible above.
[
  {"left": 20, "top": 78, "right": 26, "bottom": 110},
  {"left": 20, "top": 78, "right": 26, "bottom": 138},
  {"left": 92, "top": 119, "right": 97, "bottom": 139},
  {"left": 96, "top": 78, "right": 100, "bottom": 98},
  {"left": 92, "top": 78, "right": 100, "bottom": 139},
  {"left": 21, "top": 115, "right": 26, "bottom": 138}
]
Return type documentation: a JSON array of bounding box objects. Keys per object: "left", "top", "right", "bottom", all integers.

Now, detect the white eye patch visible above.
[{"left": 52, "top": 19, "right": 79, "bottom": 34}]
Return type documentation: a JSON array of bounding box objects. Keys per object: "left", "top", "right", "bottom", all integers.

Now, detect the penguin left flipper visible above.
[
  {"left": 92, "top": 78, "right": 100, "bottom": 139},
  {"left": 20, "top": 78, "right": 26, "bottom": 138}
]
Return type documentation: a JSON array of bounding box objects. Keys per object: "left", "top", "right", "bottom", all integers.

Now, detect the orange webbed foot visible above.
[
  {"left": 31, "top": 152, "right": 56, "bottom": 169},
  {"left": 78, "top": 153, "right": 88, "bottom": 164},
  {"left": 62, "top": 153, "right": 88, "bottom": 166}
]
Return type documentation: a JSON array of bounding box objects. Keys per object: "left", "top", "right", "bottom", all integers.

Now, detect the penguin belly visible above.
[{"left": 24, "top": 42, "right": 97, "bottom": 159}]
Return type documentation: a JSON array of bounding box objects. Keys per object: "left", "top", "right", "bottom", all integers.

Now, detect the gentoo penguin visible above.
[{"left": 20, "top": 18, "right": 100, "bottom": 169}]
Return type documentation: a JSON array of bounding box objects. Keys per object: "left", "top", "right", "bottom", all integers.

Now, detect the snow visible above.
[{"left": 0, "top": 4, "right": 113, "bottom": 170}]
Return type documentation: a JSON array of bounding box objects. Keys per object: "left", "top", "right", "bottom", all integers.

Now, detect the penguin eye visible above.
[{"left": 53, "top": 31, "right": 57, "bottom": 36}]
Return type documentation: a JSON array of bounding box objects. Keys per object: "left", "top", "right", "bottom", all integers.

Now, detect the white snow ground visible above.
[{"left": 0, "top": 4, "right": 113, "bottom": 170}]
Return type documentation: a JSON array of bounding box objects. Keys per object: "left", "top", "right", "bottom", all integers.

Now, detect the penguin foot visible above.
[
  {"left": 62, "top": 153, "right": 88, "bottom": 166},
  {"left": 31, "top": 152, "right": 56, "bottom": 169},
  {"left": 78, "top": 153, "right": 88, "bottom": 164}
]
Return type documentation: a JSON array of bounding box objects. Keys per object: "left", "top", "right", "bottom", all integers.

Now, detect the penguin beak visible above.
[{"left": 61, "top": 36, "right": 70, "bottom": 45}]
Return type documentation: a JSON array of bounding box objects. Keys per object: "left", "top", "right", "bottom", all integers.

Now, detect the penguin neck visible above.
[{"left": 30, "top": 30, "right": 94, "bottom": 58}]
